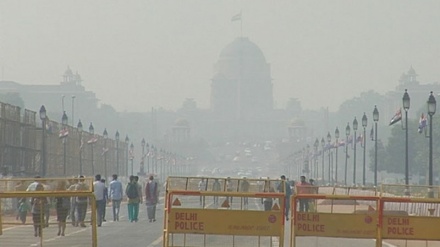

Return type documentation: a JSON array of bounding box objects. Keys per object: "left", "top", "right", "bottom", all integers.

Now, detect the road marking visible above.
[{"left": 147, "top": 236, "right": 163, "bottom": 247}]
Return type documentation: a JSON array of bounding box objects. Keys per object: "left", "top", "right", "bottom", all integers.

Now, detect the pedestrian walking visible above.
[
  {"left": 101, "top": 178, "right": 108, "bottom": 222},
  {"left": 109, "top": 174, "right": 123, "bottom": 221},
  {"left": 240, "top": 177, "right": 250, "bottom": 208},
  {"left": 94, "top": 174, "right": 106, "bottom": 227},
  {"left": 31, "top": 183, "right": 48, "bottom": 237},
  {"left": 55, "top": 180, "right": 70, "bottom": 236},
  {"left": 75, "top": 175, "right": 89, "bottom": 227},
  {"left": 198, "top": 178, "right": 206, "bottom": 206},
  {"left": 277, "top": 175, "right": 292, "bottom": 221},
  {"left": 296, "top": 176, "right": 311, "bottom": 212},
  {"left": 134, "top": 176, "right": 143, "bottom": 222},
  {"left": 67, "top": 177, "right": 78, "bottom": 226},
  {"left": 145, "top": 175, "right": 158, "bottom": 222},
  {"left": 126, "top": 175, "right": 140, "bottom": 222},
  {"left": 212, "top": 178, "right": 221, "bottom": 205},
  {"left": 18, "top": 198, "right": 29, "bottom": 224}
]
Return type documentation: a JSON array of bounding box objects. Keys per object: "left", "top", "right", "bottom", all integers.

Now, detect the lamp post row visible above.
[{"left": 307, "top": 90, "right": 436, "bottom": 190}]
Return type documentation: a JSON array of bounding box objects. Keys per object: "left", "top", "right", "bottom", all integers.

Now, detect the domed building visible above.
[{"left": 210, "top": 37, "right": 273, "bottom": 120}]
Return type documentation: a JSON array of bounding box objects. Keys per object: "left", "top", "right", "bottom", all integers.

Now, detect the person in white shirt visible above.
[
  {"left": 93, "top": 174, "right": 106, "bottom": 227},
  {"left": 198, "top": 178, "right": 206, "bottom": 206}
]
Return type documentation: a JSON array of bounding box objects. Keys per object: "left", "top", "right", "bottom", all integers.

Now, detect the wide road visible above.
[{"left": 1, "top": 196, "right": 397, "bottom": 247}]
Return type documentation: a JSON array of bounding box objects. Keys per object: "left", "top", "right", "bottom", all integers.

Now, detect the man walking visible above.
[
  {"left": 296, "top": 176, "right": 311, "bottom": 212},
  {"left": 75, "top": 175, "right": 89, "bottom": 227},
  {"left": 109, "top": 174, "right": 123, "bottom": 221},
  {"left": 145, "top": 175, "right": 158, "bottom": 222},
  {"left": 212, "top": 178, "right": 221, "bottom": 205},
  {"left": 126, "top": 175, "right": 140, "bottom": 222},
  {"left": 93, "top": 174, "right": 106, "bottom": 227},
  {"left": 277, "top": 175, "right": 292, "bottom": 221},
  {"left": 133, "top": 176, "right": 143, "bottom": 222}
]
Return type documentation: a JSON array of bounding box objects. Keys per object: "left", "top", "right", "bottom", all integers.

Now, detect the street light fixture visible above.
[
  {"left": 146, "top": 143, "right": 150, "bottom": 174},
  {"left": 130, "top": 143, "right": 134, "bottom": 176},
  {"left": 403, "top": 89, "right": 410, "bottom": 195},
  {"left": 89, "top": 122, "right": 95, "bottom": 175},
  {"left": 39, "top": 105, "right": 47, "bottom": 177},
  {"left": 77, "top": 120, "right": 83, "bottom": 175},
  {"left": 335, "top": 127, "right": 340, "bottom": 184},
  {"left": 125, "top": 135, "right": 129, "bottom": 177},
  {"left": 345, "top": 122, "right": 350, "bottom": 186},
  {"left": 115, "top": 130, "right": 120, "bottom": 176},
  {"left": 314, "top": 138, "right": 319, "bottom": 179},
  {"left": 61, "top": 111, "right": 68, "bottom": 176},
  {"left": 353, "top": 117, "right": 358, "bottom": 186},
  {"left": 427, "top": 91, "right": 436, "bottom": 198},
  {"left": 320, "top": 137, "right": 325, "bottom": 182},
  {"left": 327, "top": 132, "right": 332, "bottom": 184},
  {"left": 103, "top": 128, "right": 108, "bottom": 181},
  {"left": 373, "top": 106, "right": 379, "bottom": 187},
  {"left": 362, "top": 113, "right": 368, "bottom": 186},
  {"left": 141, "top": 138, "right": 146, "bottom": 175}
]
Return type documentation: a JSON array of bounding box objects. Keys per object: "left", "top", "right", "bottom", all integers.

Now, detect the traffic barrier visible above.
[
  {"left": 164, "top": 176, "right": 286, "bottom": 247},
  {"left": 0, "top": 177, "right": 97, "bottom": 247},
  {"left": 291, "top": 185, "right": 440, "bottom": 247},
  {"left": 291, "top": 194, "right": 380, "bottom": 247}
]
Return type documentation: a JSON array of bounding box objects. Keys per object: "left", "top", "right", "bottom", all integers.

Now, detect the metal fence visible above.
[{"left": 0, "top": 102, "right": 128, "bottom": 178}]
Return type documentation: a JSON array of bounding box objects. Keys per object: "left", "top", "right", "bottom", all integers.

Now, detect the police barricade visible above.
[
  {"left": 0, "top": 177, "right": 97, "bottom": 247},
  {"left": 291, "top": 194, "right": 380, "bottom": 247},
  {"left": 164, "top": 176, "right": 286, "bottom": 247},
  {"left": 379, "top": 190, "right": 440, "bottom": 246}
]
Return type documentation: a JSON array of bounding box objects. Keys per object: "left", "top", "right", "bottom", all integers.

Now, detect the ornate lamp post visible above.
[
  {"left": 345, "top": 122, "right": 350, "bottom": 186},
  {"left": 125, "top": 135, "right": 129, "bottom": 177},
  {"left": 77, "top": 120, "right": 83, "bottom": 175},
  {"left": 362, "top": 113, "right": 368, "bottom": 186},
  {"left": 61, "top": 111, "right": 68, "bottom": 176},
  {"left": 130, "top": 143, "right": 134, "bottom": 176},
  {"left": 146, "top": 143, "right": 150, "bottom": 174},
  {"left": 103, "top": 128, "right": 108, "bottom": 181},
  {"left": 89, "top": 122, "right": 95, "bottom": 175},
  {"left": 353, "top": 117, "right": 358, "bottom": 186},
  {"left": 314, "top": 138, "right": 319, "bottom": 179},
  {"left": 141, "top": 138, "right": 146, "bottom": 175},
  {"left": 39, "top": 105, "right": 47, "bottom": 177},
  {"left": 373, "top": 106, "right": 379, "bottom": 187},
  {"left": 321, "top": 137, "right": 325, "bottom": 182},
  {"left": 115, "top": 131, "right": 120, "bottom": 176},
  {"left": 327, "top": 132, "right": 332, "bottom": 184},
  {"left": 402, "top": 89, "right": 410, "bottom": 195},
  {"left": 427, "top": 91, "right": 436, "bottom": 198},
  {"left": 334, "top": 127, "right": 340, "bottom": 184}
]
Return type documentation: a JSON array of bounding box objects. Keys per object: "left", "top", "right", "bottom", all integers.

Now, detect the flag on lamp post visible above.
[
  {"left": 389, "top": 109, "right": 402, "bottom": 126},
  {"left": 231, "top": 12, "right": 241, "bottom": 22}
]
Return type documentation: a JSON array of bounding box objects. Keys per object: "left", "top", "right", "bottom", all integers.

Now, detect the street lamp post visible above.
[
  {"left": 130, "top": 143, "right": 134, "bottom": 176},
  {"left": 362, "top": 113, "right": 368, "bottom": 186},
  {"left": 335, "top": 127, "right": 340, "bottom": 184},
  {"left": 373, "top": 106, "right": 379, "bottom": 187},
  {"left": 77, "top": 120, "right": 83, "bottom": 175},
  {"left": 327, "top": 132, "right": 332, "bottom": 184},
  {"left": 125, "top": 135, "right": 129, "bottom": 177},
  {"left": 115, "top": 131, "right": 120, "bottom": 176},
  {"left": 402, "top": 89, "right": 410, "bottom": 195},
  {"left": 89, "top": 122, "right": 95, "bottom": 175},
  {"left": 427, "top": 91, "right": 436, "bottom": 198},
  {"left": 353, "top": 117, "right": 358, "bottom": 186},
  {"left": 146, "top": 143, "right": 150, "bottom": 174},
  {"left": 103, "top": 129, "right": 108, "bottom": 181},
  {"left": 345, "top": 122, "right": 350, "bottom": 186},
  {"left": 141, "top": 138, "right": 146, "bottom": 175},
  {"left": 321, "top": 138, "right": 325, "bottom": 182},
  {"left": 314, "top": 138, "right": 319, "bottom": 179},
  {"left": 71, "top": 95, "right": 75, "bottom": 126},
  {"left": 39, "top": 105, "right": 47, "bottom": 177},
  {"left": 61, "top": 111, "right": 68, "bottom": 176}
]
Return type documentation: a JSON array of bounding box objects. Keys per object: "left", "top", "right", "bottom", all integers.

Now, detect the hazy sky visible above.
[{"left": 1, "top": 1, "right": 440, "bottom": 112}]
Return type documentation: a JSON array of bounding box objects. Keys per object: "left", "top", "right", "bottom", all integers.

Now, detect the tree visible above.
[{"left": 0, "top": 93, "right": 25, "bottom": 109}]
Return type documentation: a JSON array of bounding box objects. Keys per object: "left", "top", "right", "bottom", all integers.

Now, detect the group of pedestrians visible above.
[{"left": 13, "top": 173, "right": 159, "bottom": 238}]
